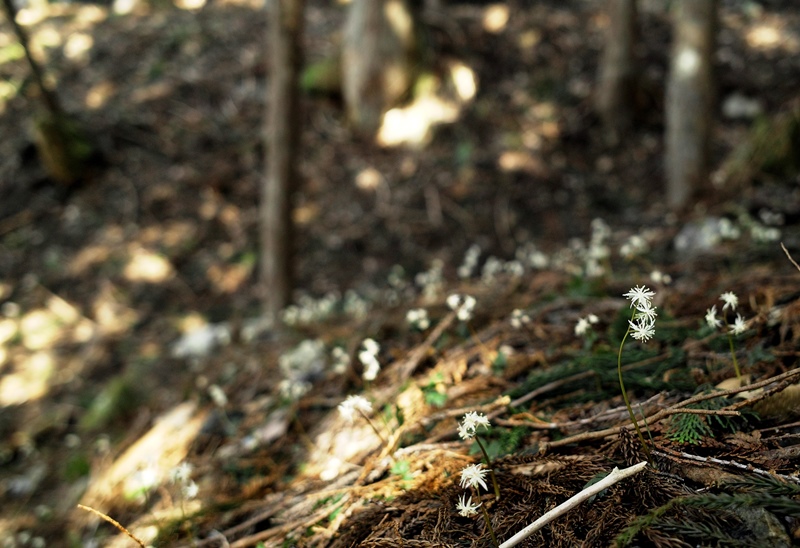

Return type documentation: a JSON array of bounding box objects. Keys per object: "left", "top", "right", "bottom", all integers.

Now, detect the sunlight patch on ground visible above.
[
  {"left": 308, "top": 414, "right": 381, "bottom": 481},
  {"left": 377, "top": 61, "right": 477, "bottom": 147},
  {"left": 92, "top": 281, "right": 140, "bottom": 334},
  {"left": 78, "top": 402, "right": 207, "bottom": 518},
  {"left": 746, "top": 22, "right": 799, "bottom": 52},
  {"left": 64, "top": 32, "right": 94, "bottom": 63},
  {"left": 483, "top": 4, "right": 510, "bottom": 34},
  {"left": 123, "top": 247, "right": 175, "bottom": 283},
  {"left": 85, "top": 81, "right": 116, "bottom": 109},
  {"left": 175, "top": 0, "right": 207, "bottom": 11},
  {"left": 0, "top": 351, "right": 54, "bottom": 405}
]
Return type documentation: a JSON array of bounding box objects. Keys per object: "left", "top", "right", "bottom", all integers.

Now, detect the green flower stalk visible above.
[
  {"left": 619, "top": 286, "right": 656, "bottom": 459},
  {"left": 706, "top": 293, "right": 749, "bottom": 382}
]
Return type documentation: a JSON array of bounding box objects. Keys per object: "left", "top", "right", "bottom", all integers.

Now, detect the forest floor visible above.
[{"left": 1, "top": 0, "right": 800, "bottom": 546}]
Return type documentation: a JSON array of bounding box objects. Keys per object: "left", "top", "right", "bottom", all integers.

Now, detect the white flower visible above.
[
  {"left": 730, "top": 314, "right": 747, "bottom": 335},
  {"left": 720, "top": 292, "right": 738, "bottom": 311},
  {"left": 575, "top": 317, "right": 591, "bottom": 337},
  {"left": 338, "top": 395, "right": 373, "bottom": 423},
  {"left": 446, "top": 294, "right": 462, "bottom": 310},
  {"left": 628, "top": 319, "right": 656, "bottom": 342},
  {"left": 587, "top": 314, "right": 599, "bottom": 324},
  {"left": 456, "top": 493, "right": 481, "bottom": 517},
  {"left": 458, "top": 412, "right": 490, "bottom": 439},
  {"left": 510, "top": 309, "right": 530, "bottom": 329},
  {"left": 362, "top": 358, "right": 381, "bottom": 381},
  {"left": 633, "top": 300, "right": 658, "bottom": 323},
  {"left": 406, "top": 308, "right": 430, "bottom": 330},
  {"left": 705, "top": 306, "right": 722, "bottom": 329},
  {"left": 624, "top": 285, "right": 655, "bottom": 309},
  {"left": 182, "top": 480, "right": 199, "bottom": 499},
  {"left": 459, "top": 463, "right": 489, "bottom": 491},
  {"left": 170, "top": 462, "right": 193, "bottom": 484},
  {"left": 361, "top": 338, "right": 380, "bottom": 356}
]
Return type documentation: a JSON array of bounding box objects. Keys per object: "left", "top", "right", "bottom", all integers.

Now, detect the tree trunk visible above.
[
  {"left": 261, "top": 0, "right": 304, "bottom": 325},
  {"left": 342, "top": 0, "right": 417, "bottom": 137},
  {"left": 595, "top": 0, "right": 637, "bottom": 144},
  {"left": 665, "top": 0, "right": 717, "bottom": 210}
]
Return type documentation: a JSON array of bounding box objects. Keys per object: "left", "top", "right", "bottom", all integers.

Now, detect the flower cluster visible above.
[
  {"left": 623, "top": 285, "right": 657, "bottom": 342},
  {"left": 170, "top": 461, "right": 199, "bottom": 499},
  {"left": 510, "top": 308, "right": 531, "bottom": 329},
  {"left": 454, "top": 413, "right": 499, "bottom": 543},
  {"left": 278, "top": 338, "right": 326, "bottom": 400},
  {"left": 457, "top": 411, "right": 491, "bottom": 440},
  {"left": 705, "top": 292, "right": 748, "bottom": 335},
  {"left": 574, "top": 314, "right": 599, "bottom": 337},
  {"left": 705, "top": 291, "right": 749, "bottom": 381},
  {"left": 359, "top": 338, "right": 381, "bottom": 381},
  {"left": 458, "top": 244, "right": 482, "bottom": 279},
  {"left": 337, "top": 394, "right": 373, "bottom": 423},
  {"left": 447, "top": 294, "right": 477, "bottom": 322},
  {"left": 406, "top": 308, "right": 430, "bottom": 330}
]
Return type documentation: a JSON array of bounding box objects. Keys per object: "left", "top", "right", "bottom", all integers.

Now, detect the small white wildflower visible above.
[
  {"left": 624, "top": 286, "right": 655, "bottom": 309},
  {"left": 575, "top": 317, "right": 591, "bottom": 337},
  {"left": 170, "top": 462, "right": 193, "bottom": 484},
  {"left": 633, "top": 300, "right": 658, "bottom": 323},
  {"left": 208, "top": 384, "right": 228, "bottom": 407},
  {"left": 456, "top": 493, "right": 481, "bottom": 517},
  {"left": 730, "top": 314, "right": 747, "bottom": 335},
  {"left": 459, "top": 463, "right": 489, "bottom": 491},
  {"left": 587, "top": 314, "right": 599, "bottom": 324},
  {"left": 446, "top": 294, "right": 462, "bottom": 310},
  {"left": 628, "top": 319, "right": 656, "bottom": 342},
  {"left": 462, "top": 411, "right": 491, "bottom": 432},
  {"left": 510, "top": 309, "right": 530, "bottom": 329},
  {"left": 338, "top": 395, "right": 373, "bottom": 423},
  {"left": 361, "top": 338, "right": 380, "bottom": 356},
  {"left": 720, "top": 292, "right": 738, "bottom": 311},
  {"left": 406, "top": 308, "right": 430, "bottom": 330},
  {"left": 182, "top": 480, "right": 199, "bottom": 499},
  {"left": 705, "top": 305, "right": 723, "bottom": 329},
  {"left": 362, "top": 358, "right": 381, "bottom": 381},
  {"left": 331, "top": 346, "right": 350, "bottom": 374}
]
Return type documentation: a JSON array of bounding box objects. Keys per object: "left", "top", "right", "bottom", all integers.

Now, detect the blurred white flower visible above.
[
  {"left": 338, "top": 395, "right": 373, "bottom": 423},
  {"left": 456, "top": 493, "right": 481, "bottom": 517}
]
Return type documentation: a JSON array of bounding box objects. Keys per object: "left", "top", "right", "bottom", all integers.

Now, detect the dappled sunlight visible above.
[
  {"left": 123, "top": 247, "right": 175, "bottom": 283},
  {"left": 308, "top": 415, "right": 382, "bottom": 481},
  {"left": 747, "top": 21, "right": 800, "bottom": 53},
  {"left": 0, "top": 351, "right": 54, "bottom": 405},
  {"left": 63, "top": 32, "right": 94, "bottom": 63},
  {"left": 483, "top": 4, "right": 510, "bottom": 34},
  {"left": 377, "top": 60, "right": 477, "bottom": 147},
  {"left": 77, "top": 402, "right": 207, "bottom": 536},
  {"left": 92, "top": 281, "right": 140, "bottom": 334}
]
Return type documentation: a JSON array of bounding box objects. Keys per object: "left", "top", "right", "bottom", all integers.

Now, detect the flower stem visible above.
[
  {"left": 475, "top": 488, "right": 499, "bottom": 548},
  {"left": 475, "top": 436, "right": 501, "bottom": 501},
  {"left": 617, "top": 326, "right": 651, "bottom": 460},
  {"left": 727, "top": 333, "right": 742, "bottom": 381},
  {"left": 359, "top": 410, "right": 387, "bottom": 446}
]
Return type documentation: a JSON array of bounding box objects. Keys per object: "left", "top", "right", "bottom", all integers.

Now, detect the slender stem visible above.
[
  {"left": 475, "top": 487, "right": 499, "bottom": 548},
  {"left": 727, "top": 333, "right": 742, "bottom": 381},
  {"left": 617, "top": 325, "right": 651, "bottom": 459},
  {"left": 475, "top": 436, "right": 500, "bottom": 500},
  {"left": 359, "top": 410, "right": 387, "bottom": 446}
]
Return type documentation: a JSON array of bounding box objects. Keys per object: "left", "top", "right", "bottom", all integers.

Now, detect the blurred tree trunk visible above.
[
  {"left": 261, "top": 0, "right": 304, "bottom": 325},
  {"left": 342, "top": 0, "right": 417, "bottom": 137},
  {"left": 665, "top": 0, "right": 717, "bottom": 210},
  {"left": 2, "top": 0, "right": 93, "bottom": 185},
  {"left": 595, "top": 0, "right": 637, "bottom": 144}
]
